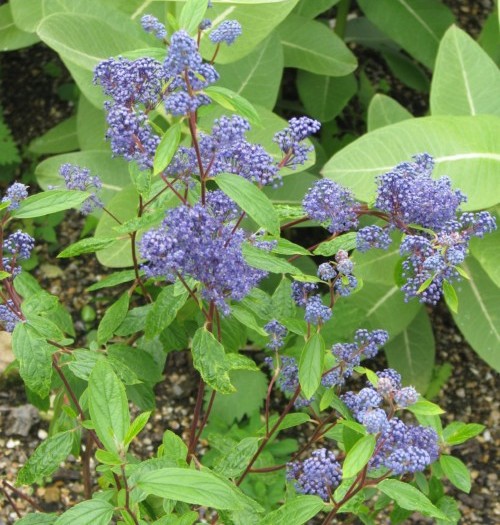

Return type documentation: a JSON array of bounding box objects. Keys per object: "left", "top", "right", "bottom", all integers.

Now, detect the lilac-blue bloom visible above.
[
  {"left": 0, "top": 300, "right": 22, "bottom": 333},
  {"left": 2, "top": 183, "right": 28, "bottom": 211},
  {"left": 304, "top": 295, "right": 332, "bottom": 325},
  {"left": 357, "top": 225, "right": 392, "bottom": 252},
  {"left": 141, "top": 14, "right": 167, "bottom": 40},
  {"left": 209, "top": 20, "right": 242, "bottom": 45}
]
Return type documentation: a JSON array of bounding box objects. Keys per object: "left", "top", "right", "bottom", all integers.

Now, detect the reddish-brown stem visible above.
[
  {"left": 101, "top": 206, "right": 123, "bottom": 225},
  {"left": 0, "top": 484, "right": 22, "bottom": 518},
  {"left": 186, "top": 378, "right": 206, "bottom": 464},
  {"left": 161, "top": 175, "right": 188, "bottom": 205},
  {"left": 210, "top": 43, "right": 221, "bottom": 64},
  {"left": 82, "top": 432, "right": 93, "bottom": 499},
  {"left": 176, "top": 272, "right": 209, "bottom": 319},
  {"left": 130, "top": 196, "right": 152, "bottom": 303},
  {"left": 2, "top": 480, "right": 43, "bottom": 513},
  {"left": 195, "top": 389, "right": 216, "bottom": 445},
  {"left": 280, "top": 216, "right": 309, "bottom": 230},
  {"left": 121, "top": 465, "right": 139, "bottom": 525}
]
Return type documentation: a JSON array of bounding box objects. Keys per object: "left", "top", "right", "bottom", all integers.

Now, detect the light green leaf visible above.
[
  {"left": 313, "top": 232, "right": 358, "bottom": 257},
  {"left": 9, "top": 0, "right": 43, "bottom": 33},
  {"left": 377, "top": 479, "right": 448, "bottom": 520},
  {"left": 54, "top": 499, "right": 114, "bottom": 525},
  {"left": 124, "top": 411, "right": 151, "bottom": 447},
  {"left": 367, "top": 94, "right": 413, "bottom": 131},
  {"left": 225, "top": 353, "right": 259, "bottom": 372},
  {"left": 260, "top": 495, "right": 325, "bottom": 525},
  {"left": 278, "top": 14, "right": 357, "bottom": 76},
  {"left": 431, "top": 26, "right": 500, "bottom": 116},
  {"left": 154, "top": 123, "right": 182, "bottom": 175},
  {"left": 381, "top": 48, "right": 431, "bottom": 92},
  {"left": 452, "top": 259, "right": 500, "bottom": 371},
  {"left": 29, "top": 116, "right": 78, "bottom": 154},
  {"left": 469, "top": 210, "right": 500, "bottom": 287},
  {"left": 11, "top": 190, "right": 90, "bottom": 219},
  {"left": 231, "top": 306, "right": 267, "bottom": 336},
  {"left": 242, "top": 243, "right": 302, "bottom": 275},
  {"left": 204, "top": 86, "right": 260, "bottom": 125},
  {"left": 145, "top": 286, "right": 189, "bottom": 339},
  {"left": 86, "top": 270, "right": 137, "bottom": 292},
  {"left": 58, "top": 237, "right": 118, "bottom": 258},
  {"left": 271, "top": 277, "right": 295, "bottom": 319},
  {"left": 0, "top": 3, "right": 39, "bottom": 50},
  {"left": 215, "top": 172, "right": 279, "bottom": 235},
  {"left": 294, "top": 0, "right": 341, "bottom": 19},
  {"left": 216, "top": 32, "right": 283, "bottom": 109},
  {"left": 137, "top": 467, "right": 261, "bottom": 511},
  {"left": 407, "top": 397, "right": 445, "bottom": 416},
  {"left": 384, "top": 307, "right": 435, "bottom": 392},
  {"left": 299, "top": 333, "right": 324, "bottom": 399},
  {"left": 436, "top": 496, "right": 461, "bottom": 525},
  {"left": 215, "top": 437, "right": 260, "bottom": 478},
  {"left": 89, "top": 360, "right": 130, "bottom": 453},
  {"left": 191, "top": 327, "right": 235, "bottom": 394},
  {"left": 443, "top": 280, "right": 458, "bottom": 313},
  {"left": 442, "top": 422, "right": 484, "bottom": 445},
  {"left": 342, "top": 434, "right": 376, "bottom": 479},
  {"left": 260, "top": 413, "right": 311, "bottom": 437},
  {"left": 97, "top": 292, "right": 130, "bottom": 345},
  {"left": 17, "top": 432, "right": 73, "bottom": 485},
  {"left": 440, "top": 455, "right": 471, "bottom": 493},
  {"left": 15, "top": 513, "right": 57, "bottom": 525},
  {"left": 77, "top": 95, "right": 107, "bottom": 150},
  {"left": 179, "top": 0, "right": 207, "bottom": 34},
  {"left": 358, "top": 0, "right": 454, "bottom": 69},
  {"left": 322, "top": 115, "right": 500, "bottom": 211},
  {"left": 162, "top": 429, "right": 188, "bottom": 462}
]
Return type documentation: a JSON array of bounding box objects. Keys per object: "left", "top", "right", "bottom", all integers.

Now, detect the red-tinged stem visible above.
[
  {"left": 176, "top": 272, "right": 209, "bottom": 319},
  {"left": 101, "top": 206, "right": 123, "bottom": 225},
  {"left": 2, "top": 480, "right": 43, "bottom": 513},
  {"left": 280, "top": 217, "right": 309, "bottom": 230},
  {"left": 130, "top": 196, "right": 152, "bottom": 303},
  {"left": 186, "top": 378, "right": 206, "bottom": 464},
  {"left": 121, "top": 465, "right": 139, "bottom": 525},
  {"left": 0, "top": 484, "right": 21, "bottom": 518},
  {"left": 194, "top": 389, "right": 216, "bottom": 445},
  {"left": 161, "top": 174, "right": 188, "bottom": 205},
  {"left": 210, "top": 43, "right": 221, "bottom": 65}
]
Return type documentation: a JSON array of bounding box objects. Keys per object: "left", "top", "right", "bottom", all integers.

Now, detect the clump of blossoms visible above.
[{"left": 59, "top": 163, "right": 103, "bottom": 215}]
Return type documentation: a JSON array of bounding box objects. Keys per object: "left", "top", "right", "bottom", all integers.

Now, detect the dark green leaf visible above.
[
  {"left": 86, "top": 270, "right": 137, "bottom": 292},
  {"left": 145, "top": 286, "right": 189, "bottom": 339},
  {"left": 436, "top": 496, "right": 461, "bottom": 525},
  {"left": 154, "top": 123, "right": 182, "bottom": 175},
  {"left": 299, "top": 333, "right": 324, "bottom": 399},
  {"left": 342, "top": 434, "right": 376, "bottom": 479},
  {"left": 11, "top": 190, "right": 90, "bottom": 219},
  {"left": 440, "top": 455, "right": 471, "bottom": 493},
  {"left": 97, "top": 292, "right": 130, "bottom": 345},
  {"left": 58, "top": 237, "right": 118, "bottom": 258}
]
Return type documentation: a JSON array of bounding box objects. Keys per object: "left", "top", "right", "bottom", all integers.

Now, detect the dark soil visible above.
[{"left": 1, "top": 2, "right": 498, "bottom": 524}]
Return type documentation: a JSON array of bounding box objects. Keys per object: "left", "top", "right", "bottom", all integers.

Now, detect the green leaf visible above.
[
  {"left": 381, "top": 48, "right": 431, "bottom": 92},
  {"left": 53, "top": 499, "right": 114, "bottom": 525},
  {"left": 0, "top": 4, "right": 39, "bottom": 51},
  {"left": 216, "top": 32, "right": 283, "bottom": 109},
  {"left": 436, "top": 496, "right": 461, "bottom": 525},
  {"left": 442, "top": 422, "right": 485, "bottom": 445},
  {"left": 97, "top": 292, "right": 130, "bottom": 345},
  {"left": 299, "top": 333, "right": 325, "bottom": 399},
  {"left": 342, "top": 434, "right": 376, "bottom": 479},
  {"left": 86, "top": 270, "right": 137, "bottom": 292},
  {"left": 89, "top": 360, "right": 130, "bottom": 453},
  {"left": 12, "top": 324, "right": 53, "bottom": 398},
  {"left": 452, "top": 259, "right": 500, "bottom": 371},
  {"left": 242, "top": 243, "right": 302, "bottom": 275},
  {"left": 15, "top": 513, "right": 57, "bottom": 525},
  {"left": 442, "top": 280, "right": 458, "bottom": 313},
  {"left": 297, "top": 71, "right": 357, "bottom": 122},
  {"left": 11, "top": 190, "right": 90, "bottom": 219},
  {"left": 124, "top": 411, "right": 151, "bottom": 447},
  {"left": 226, "top": 353, "right": 259, "bottom": 372},
  {"left": 17, "top": 431, "right": 73, "bottom": 485},
  {"left": 77, "top": 94, "right": 107, "bottom": 150},
  {"left": 204, "top": 86, "right": 260, "bottom": 125},
  {"left": 191, "top": 327, "right": 235, "bottom": 394},
  {"left": 215, "top": 172, "right": 279, "bottom": 235},
  {"left": 260, "top": 495, "right": 325, "bottom": 525},
  {"left": 277, "top": 15, "right": 357, "bottom": 76},
  {"left": 215, "top": 437, "right": 260, "bottom": 478},
  {"left": 358, "top": 0, "right": 454, "bottom": 69},
  {"left": 29, "top": 116, "right": 79, "bottom": 155},
  {"left": 469, "top": 210, "right": 500, "bottom": 286},
  {"left": 377, "top": 479, "right": 448, "bottom": 520},
  {"left": 179, "top": 0, "right": 207, "bottom": 34},
  {"left": 271, "top": 277, "right": 295, "bottom": 319},
  {"left": 407, "top": 397, "right": 445, "bottom": 416},
  {"left": 231, "top": 306, "right": 267, "bottom": 337},
  {"left": 137, "top": 467, "right": 261, "bottom": 511},
  {"left": 431, "top": 26, "right": 500, "bottom": 116},
  {"left": 261, "top": 413, "right": 311, "bottom": 437},
  {"left": 154, "top": 123, "right": 182, "bottom": 175},
  {"left": 384, "top": 307, "right": 435, "bottom": 392},
  {"left": 294, "top": 0, "right": 341, "bottom": 18},
  {"left": 440, "top": 455, "right": 471, "bottom": 493},
  {"left": 25, "top": 314, "right": 65, "bottom": 342},
  {"left": 145, "top": 286, "right": 189, "bottom": 339},
  {"left": 322, "top": 115, "right": 500, "bottom": 211},
  {"left": 271, "top": 237, "right": 311, "bottom": 256},
  {"left": 108, "top": 344, "right": 163, "bottom": 383},
  {"left": 367, "top": 94, "right": 413, "bottom": 131},
  {"left": 478, "top": 10, "right": 500, "bottom": 65},
  {"left": 162, "top": 429, "right": 188, "bottom": 462},
  {"left": 58, "top": 237, "right": 118, "bottom": 258},
  {"left": 313, "top": 232, "right": 358, "bottom": 257}
]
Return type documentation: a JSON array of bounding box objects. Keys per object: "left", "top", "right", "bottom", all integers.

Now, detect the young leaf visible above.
[
  {"left": 342, "top": 434, "right": 376, "bottom": 479},
  {"left": 11, "top": 190, "right": 90, "bottom": 219},
  {"left": 204, "top": 86, "right": 260, "bottom": 125},
  {"left": 377, "top": 479, "right": 448, "bottom": 521},
  {"left": 298, "top": 332, "right": 325, "bottom": 399},
  {"left": 124, "top": 411, "right": 152, "bottom": 447},
  {"left": 442, "top": 422, "right": 485, "bottom": 445},
  {"left": 97, "top": 292, "right": 130, "bottom": 345},
  {"left": 440, "top": 455, "right": 471, "bottom": 493},
  {"left": 215, "top": 173, "right": 279, "bottom": 236},
  {"left": 191, "top": 327, "right": 235, "bottom": 394},
  {"left": 58, "top": 237, "right": 118, "bottom": 258},
  {"left": 407, "top": 397, "right": 445, "bottom": 416},
  {"left": 162, "top": 430, "right": 188, "bottom": 462},
  {"left": 153, "top": 122, "right": 182, "bottom": 175},
  {"left": 53, "top": 499, "right": 114, "bottom": 525},
  {"left": 442, "top": 280, "right": 458, "bottom": 313},
  {"left": 89, "top": 360, "right": 130, "bottom": 453},
  {"left": 179, "top": 0, "right": 207, "bottom": 34},
  {"left": 17, "top": 431, "right": 73, "bottom": 485}
]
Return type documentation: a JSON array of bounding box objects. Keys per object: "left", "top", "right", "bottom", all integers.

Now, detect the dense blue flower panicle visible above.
[
  {"left": 4, "top": 231, "right": 35, "bottom": 260},
  {"left": 375, "top": 153, "right": 466, "bottom": 230},
  {"left": 60, "top": 163, "right": 104, "bottom": 214},
  {"left": 209, "top": 20, "right": 242, "bottom": 45},
  {"left": 274, "top": 117, "right": 320, "bottom": 169},
  {"left": 265, "top": 355, "right": 312, "bottom": 407},
  {"left": 287, "top": 449, "right": 342, "bottom": 501},
  {"left": 141, "top": 14, "right": 167, "bottom": 39},
  {"left": 362, "top": 408, "right": 389, "bottom": 434},
  {"left": 357, "top": 225, "right": 392, "bottom": 252},
  {"left": 394, "top": 386, "right": 419, "bottom": 407},
  {"left": 0, "top": 300, "right": 22, "bottom": 332},
  {"left": 140, "top": 193, "right": 268, "bottom": 313},
  {"left": 334, "top": 274, "right": 358, "bottom": 297},
  {"left": 343, "top": 387, "right": 383, "bottom": 419},
  {"left": 385, "top": 447, "right": 431, "bottom": 474},
  {"left": 164, "top": 30, "right": 202, "bottom": 75},
  {"left": 317, "top": 263, "right": 336, "bottom": 281},
  {"left": 94, "top": 57, "right": 163, "bottom": 106},
  {"left": 164, "top": 91, "right": 200, "bottom": 116},
  {"left": 354, "top": 329, "right": 389, "bottom": 359},
  {"left": 291, "top": 281, "right": 318, "bottom": 307},
  {"left": 373, "top": 368, "right": 402, "bottom": 393},
  {"left": 166, "top": 146, "right": 198, "bottom": 180},
  {"left": 212, "top": 115, "right": 250, "bottom": 144},
  {"left": 304, "top": 295, "right": 332, "bottom": 325},
  {"left": 264, "top": 320, "right": 287, "bottom": 350},
  {"left": 303, "top": 179, "right": 358, "bottom": 234},
  {"left": 459, "top": 211, "right": 497, "bottom": 238},
  {"left": 2, "top": 183, "right": 28, "bottom": 210}
]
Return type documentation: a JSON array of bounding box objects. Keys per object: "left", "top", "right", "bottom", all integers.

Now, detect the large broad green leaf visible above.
[
  {"left": 451, "top": 258, "right": 500, "bottom": 371},
  {"left": 9, "top": 0, "right": 44, "bottom": 32},
  {"left": 469, "top": 209, "right": 500, "bottom": 287},
  {"left": 89, "top": 360, "right": 130, "bottom": 453},
  {"left": 17, "top": 431, "right": 73, "bottom": 485},
  {"left": 298, "top": 333, "right": 324, "bottom": 399},
  {"left": 297, "top": 72, "right": 357, "bottom": 123},
  {"left": 381, "top": 49, "right": 430, "bottom": 92},
  {"left": 77, "top": 95, "right": 108, "bottom": 150},
  {"left": 478, "top": 10, "right": 500, "bottom": 65},
  {"left": 137, "top": 467, "right": 262, "bottom": 511},
  {"left": 367, "top": 94, "right": 413, "bottom": 131},
  {"left": 28, "top": 116, "right": 79, "bottom": 154},
  {"left": 35, "top": 151, "right": 130, "bottom": 206},
  {"left": 322, "top": 115, "right": 500, "bottom": 211},
  {"left": 199, "top": 0, "right": 299, "bottom": 64},
  {"left": 0, "top": 4, "right": 39, "bottom": 50},
  {"left": 384, "top": 307, "right": 435, "bottom": 392},
  {"left": 216, "top": 32, "right": 283, "bottom": 109},
  {"left": 260, "top": 495, "right": 325, "bottom": 525},
  {"left": 294, "top": 0, "right": 341, "bottom": 18},
  {"left": 277, "top": 14, "right": 357, "bottom": 76},
  {"left": 54, "top": 499, "right": 114, "bottom": 525},
  {"left": 431, "top": 26, "right": 500, "bottom": 116},
  {"left": 358, "top": 0, "right": 454, "bottom": 69}
]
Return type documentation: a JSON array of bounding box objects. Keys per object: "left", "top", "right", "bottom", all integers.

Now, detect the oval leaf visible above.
[
  {"left": 298, "top": 332, "right": 325, "bottom": 399},
  {"left": 440, "top": 455, "right": 471, "bottom": 493},
  {"left": 153, "top": 123, "right": 182, "bottom": 175},
  {"left": 342, "top": 434, "right": 376, "bottom": 479},
  {"left": 11, "top": 190, "right": 90, "bottom": 219}
]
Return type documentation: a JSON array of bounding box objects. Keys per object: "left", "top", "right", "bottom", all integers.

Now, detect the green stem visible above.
[{"left": 333, "top": 0, "right": 351, "bottom": 39}]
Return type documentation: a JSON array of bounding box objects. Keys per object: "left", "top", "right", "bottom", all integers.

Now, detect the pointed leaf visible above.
[
  {"left": 11, "top": 190, "right": 90, "bottom": 219},
  {"left": 54, "top": 499, "right": 114, "bottom": 525},
  {"left": 368, "top": 94, "right": 413, "bottom": 131},
  {"left": 440, "top": 455, "right": 471, "bottom": 493},
  {"left": 145, "top": 286, "right": 189, "bottom": 339},
  {"left": 299, "top": 333, "right": 324, "bottom": 399},
  {"left": 260, "top": 495, "right": 325, "bottom": 525},
  {"left": 342, "top": 434, "right": 376, "bottom": 479},
  {"left": 97, "top": 292, "right": 130, "bottom": 345},
  {"left": 154, "top": 123, "right": 182, "bottom": 175}
]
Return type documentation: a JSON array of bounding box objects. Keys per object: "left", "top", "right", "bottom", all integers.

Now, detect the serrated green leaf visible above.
[
  {"left": 58, "top": 237, "right": 118, "bottom": 258},
  {"left": 15, "top": 513, "right": 57, "bottom": 525},
  {"left": 11, "top": 190, "right": 90, "bottom": 219},
  {"left": 260, "top": 495, "right": 325, "bottom": 525},
  {"left": 53, "top": 499, "right": 114, "bottom": 525},
  {"left": 124, "top": 411, "right": 151, "bottom": 447},
  {"left": 162, "top": 429, "right": 188, "bottom": 462},
  {"left": 154, "top": 123, "right": 182, "bottom": 175},
  {"left": 299, "top": 333, "right": 324, "bottom": 399},
  {"left": 145, "top": 286, "right": 189, "bottom": 339},
  {"left": 97, "top": 292, "right": 130, "bottom": 345},
  {"left": 440, "top": 455, "right": 471, "bottom": 493},
  {"left": 225, "top": 353, "right": 259, "bottom": 372}
]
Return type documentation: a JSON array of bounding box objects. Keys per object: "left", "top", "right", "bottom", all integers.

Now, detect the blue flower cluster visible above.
[
  {"left": 286, "top": 448, "right": 342, "bottom": 501},
  {"left": 141, "top": 14, "right": 167, "bottom": 40},
  {"left": 264, "top": 320, "right": 287, "bottom": 350},
  {"left": 140, "top": 191, "right": 269, "bottom": 314},
  {"left": 264, "top": 356, "right": 312, "bottom": 408},
  {"left": 0, "top": 300, "right": 22, "bottom": 333},
  {"left": 1, "top": 183, "right": 28, "bottom": 211},
  {"left": 209, "top": 20, "right": 242, "bottom": 46},
  {"left": 274, "top": 117, "right": 320, "bottom": 169},
  {"left": 59, "top": 163, "right": 103, "bottom": 215}
]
